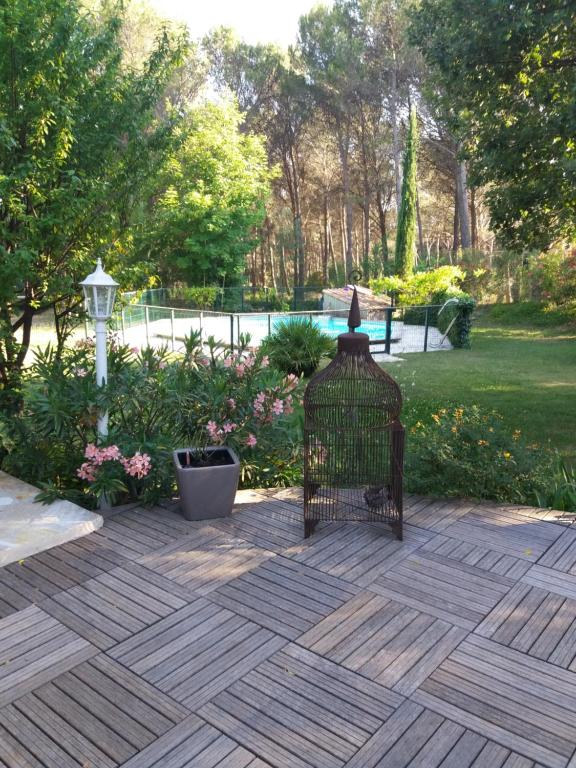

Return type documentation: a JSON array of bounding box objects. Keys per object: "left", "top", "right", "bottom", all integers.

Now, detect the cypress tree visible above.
[{"left": 395, "top": 107, "right": 418, "bottom": 278}]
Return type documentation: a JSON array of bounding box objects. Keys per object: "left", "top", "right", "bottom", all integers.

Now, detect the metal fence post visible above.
[
  {"left": 144, "top": 306, "right": 150, "bottom": 347},
  {"left": 230, "top": 314, "right": 234, "bottom": 352},
  {"left": 267, "top": 313, "right": 271, "bottom": 336},
  {"left": 385, "top": 307, "right": 394, "bottom": 355},
  {"left": 423, "top": 308, "right": 430, "bottom": 352},
  {"left": 170, "top": 309, "right": 175, "bottom": 351},
  {"left": 200, "top": 311, "right": 204, "bottom": 345},
  {"left": 120, "top": 309, "right": 126, "bottom": 345}
]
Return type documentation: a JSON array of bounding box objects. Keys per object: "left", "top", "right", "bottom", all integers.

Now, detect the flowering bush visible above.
[
  {"left": 405, "top": 405, "right": 556, "bottom": 505},
  {"left": 1, "top": 333, "right": 304, "bottom": 508},
  {"left": 370, "top": 266, "right": 466, "bottom": 306}
]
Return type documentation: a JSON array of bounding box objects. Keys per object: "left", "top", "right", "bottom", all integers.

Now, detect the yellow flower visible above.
[
  {"left": 432, "top": 414, "right": 441, "bottom": 424},
  {"left": 439, "top": 409, "right": 447, "bottom": 416},
  {"left": 451, "top": 426, "right": 458, "bottom": 433},
  {"left": 454, "top": 408, "right": 464, "bottom": 420},
  {"left": 513, "top": 430, "right": 521, "bottom": 441},
  {"left": 478, "top": 439, "right": 489, "bottom": 447},
  {"left": 415, "top": 421, "right": 424, "bottom": 429},
  {"left": 488, "top": 427, "right": 494, "bottom": 433},
  {"left": 503, "top": 451, "right": 512, "bottom": 460}
]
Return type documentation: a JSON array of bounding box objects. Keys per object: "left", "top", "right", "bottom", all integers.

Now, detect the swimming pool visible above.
[{"left": 236, "top": 313, "right": 391, "bottom": 342}]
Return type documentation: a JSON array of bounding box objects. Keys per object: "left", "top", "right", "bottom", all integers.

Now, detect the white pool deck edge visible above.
[{"left": 0, "top": 470, "right": 103, "bottom": 567}]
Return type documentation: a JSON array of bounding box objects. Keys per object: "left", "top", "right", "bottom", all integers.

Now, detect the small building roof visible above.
[{"left": 322, "top": 285, "right": 391, "bottom": 313}]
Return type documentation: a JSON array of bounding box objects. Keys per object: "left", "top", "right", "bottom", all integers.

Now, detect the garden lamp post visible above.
[{"left": 80, "top": 258, "right": 118, "bottom": 441}]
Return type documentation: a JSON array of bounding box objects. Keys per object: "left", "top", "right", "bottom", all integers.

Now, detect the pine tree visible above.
[{"left": 395, "top": 108, "right": 419, "bottom": 278}]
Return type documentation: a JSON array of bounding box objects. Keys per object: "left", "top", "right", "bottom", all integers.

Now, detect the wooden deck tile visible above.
[
  {"left": 537, "top": 528, "right": 576, "bottom": 573},
  {"left": 298, "top": 591, "right": 467, "bottom": 694},
  {"left": 121, "top": 714, "right": 271, "bottom": 767},
  {"left": 476, "top": 581, "right": 576, "bottom": 669},
  {"left": 441, "top": 506, "right": 563, "bottom": 562},
  {"left": 41, "top": 561, "right": 194, "bottom": 649},
  {"left": 0, "top": 655, "right": 188, "bottom": 767},
  {"left": 214, "top": 498, "right": 306, "bottom": 552},
  {"left": 138, "top": 526, "right": 275, "bottom": 595},
  {"left": 421, "top": 534, "right": 532, "bottom": 580},
  {"left": 109, "top": 599, "right": 287, "bottom": 710},
  {"left": 200, "top": 644, "right": 403, "bottom": 768},
  {"left": 210, "top": 556, "right": 359, "bottom": 640},
  {"left": 345, "top": 699, "right": 541, "bottom": 768},
  {"left": 0, "top": 605, "right": 97, "bottom": 708},
  {"left": 414, "top": 634, "right": 576, "bottom": 767},
  {"left": 88, "top": 513, "right": 183, "bottom": 559},
  {"left": 403, "top": 497, "right": 475, "bottom": 532},
  {"left": 367, "top": 550, "right": 516, "bottom": 630},
  {"left": 286, "top": 523, "right": 432, "bottom": 588},
  {"left": 523, "top": 564, "right": 576, "bottom": 601}
]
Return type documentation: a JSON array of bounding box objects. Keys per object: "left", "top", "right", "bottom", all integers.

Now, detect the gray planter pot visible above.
[{"left": 173, "top": 447, "right": 240, "bottom": 521}]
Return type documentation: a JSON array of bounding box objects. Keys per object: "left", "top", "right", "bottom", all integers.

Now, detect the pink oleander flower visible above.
[
  {"left": 122, "top": 452, "right": 151, "bottom": 479},
  {"left": 244, "top": 355, "right": 255, "bottom": 369},
  {"left": 130, "top": 347, "right": 139, "bottom": 355},
  {"left": 223, "top": 357, "right": 233, "bottom": 368},
  {"left": 84, "top": 443, "right": 99, "bottom": 460},
  {"left": 159, "top": 360, "right": 167, "bottom": 369},
  {"left": 272, "top": 398, "right": 284, "bottom": 416},
  {"left": 246, "top": 433, "right": 257, "bottom": 448},
  {"left": 222, "top": 421, "right": 237, "bottom": 433},
  {"left": 206, "top": 420, "right": 220, "bottom": 440},
  {"left": 261, "top": 355, "right": 269, "bottom": 368},
  {"left": 74, "top": 367, "right": 88, "bottom": 378},
  {"left": 235, "top": 363, "right": 246, "bottom": 378},
  {"left": 284, "top": 373, "right": 299, "bottom": 391},
  {"left": 284, "top": 395, "right": 294, "bottom": 415},
  {"left": 227, "top": 398, "right": 236, "bottom": 410},
  {"left": 77, "top": 462, "right": 96, "bottom": 482},
  {"left": 199, "top": 357, "right": 210, "bottom": 366},
  {"left": 253, "top": 391, "right": 266, "bottom": 414}
]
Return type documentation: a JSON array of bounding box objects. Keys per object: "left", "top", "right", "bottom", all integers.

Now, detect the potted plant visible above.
[{"left": 173, "top": 446, "right": 240, "bottom": 520}]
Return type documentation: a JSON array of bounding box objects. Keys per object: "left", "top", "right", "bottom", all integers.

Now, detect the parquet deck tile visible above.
[
  {"left": 367, "top": 550, "right": 516, "bottom": 629},
  {"left": 138, "top": 525, "right": 275, "bottom": 595},
  {"left": 298, "top": 590, "right": 467, "bottom": 694},
  {"left": 199, "top": 644, "right": 403, "bottom": 768},
  {"left": 403, "top": 497, "right": 475, "bottom": 532},
  {"left": 210, "top": 556, "right": 359, "bottom": 640},
  {"left": 0, "top": 605, "right": 96, "bottom": 708},
  {"left": 346, "top": 699, "right": 541, "bottom": 768},
  {"left": 476, "top": 581, "right": 576, "bottom": 669},
  {"left": 213, "top": 498, "right": 310, "bottom": 552},
  {"left": 120, "top": 714, "right": 272, "bottom": 767},
  {"left": 441, "top": 506, "right": 563, "bottom": 562},
  {"left": 286, "top": 523, "right": 432, "bottom": 588},
  {"left": 41, "top": 561, "right": 194, "bottom": 649},
  {"left": 0, "top": 655, "right": 188, "bottom": 767},
  {"left": 537, "top": 528, "right": 576, "bottom": 573},
  {"left": 420, "top": 534, "right": 532, "bottom": 579},
  {"left": 109, "top": 599, "right": 287, "bottom": 709},
  {"left": 414, "top": 634, "right": 576, "bottom": 767},
  {"left": 523, "top": 564, "right": 576, "bottom": 601}
]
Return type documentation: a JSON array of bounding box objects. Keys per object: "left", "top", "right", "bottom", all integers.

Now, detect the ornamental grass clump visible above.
[{"left": 405, "top": 405, "right": 555, "bottom": 505}]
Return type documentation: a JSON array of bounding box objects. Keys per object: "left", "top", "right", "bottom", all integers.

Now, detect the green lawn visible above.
[{"left": 388, "top": 306, "right": 576, "bottom": 465}]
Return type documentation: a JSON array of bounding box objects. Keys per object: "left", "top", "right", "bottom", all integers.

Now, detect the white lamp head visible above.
[{"left": 80, "top": 258, "right": 119, "bottom": 320}]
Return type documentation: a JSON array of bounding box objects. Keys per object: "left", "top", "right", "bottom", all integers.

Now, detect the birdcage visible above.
[{"left": 303, "top": 288, "right": 404, "bottom": 539}]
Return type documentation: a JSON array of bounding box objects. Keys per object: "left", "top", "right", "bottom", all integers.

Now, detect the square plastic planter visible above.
[{"left": 173, "top": 447, "right": 240, "bottom": 521}]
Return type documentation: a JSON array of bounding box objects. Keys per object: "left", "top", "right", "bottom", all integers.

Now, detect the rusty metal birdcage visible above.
[{"left": 303, "top": 287, "right": 404, "bottom": 539}]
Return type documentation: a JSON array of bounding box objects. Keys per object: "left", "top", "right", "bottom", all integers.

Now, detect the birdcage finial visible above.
[{"left": 348, "top": 287, "right": 361, "bottom": 332}]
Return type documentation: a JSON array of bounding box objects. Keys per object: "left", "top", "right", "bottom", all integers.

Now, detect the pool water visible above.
[{"left": 237, "top": 314, "right": 390, "bottom": 342}]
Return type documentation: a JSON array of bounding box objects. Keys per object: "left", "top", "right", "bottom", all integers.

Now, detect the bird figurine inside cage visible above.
[{"left": 303, "top": 287, "right": 404, "bottom": 539}]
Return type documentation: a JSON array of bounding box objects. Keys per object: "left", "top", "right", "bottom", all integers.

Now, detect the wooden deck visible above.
[{"left": 1, "top": 489, "right": 576, "bottom": 767}]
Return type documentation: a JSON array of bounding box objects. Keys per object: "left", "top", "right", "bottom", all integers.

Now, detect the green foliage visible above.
[
  {"left": 0, "top": 0, "right": 185, "bottom": 390},
  {"left": 139, "top": 101, "right": 273, "bottom": 287},
  {"left": 405, "top": 405, "right": 556, "bottom": 506},
  {"left": 531, "top": 248, "right": 576, "bottom": 307},
  {"left": 436, "top": 297, "right": 476, "bottom": 349},
  {"left": 395, "top": 108, "right": 418, "bottom": 278},
  {"left": 170, "top": 285, "right": 218, "bottom": 309},
  {"left": 261, "top": 319, "right": 336, "bottom": 378},
  {"left": 371, "top": 266, "right": 465, "bottom": 306},
  {"left": 1, "top": 336, "right": 304, "bottom": 506},
  {"left": 409, "top": 0, "right": 576, "bottom": 250},
  {"left": 534, "top": 462, "right": 576, "bottom": 513}
]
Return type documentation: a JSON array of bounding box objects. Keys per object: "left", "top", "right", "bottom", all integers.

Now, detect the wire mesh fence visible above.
[{"left": 99, "top": 303, "right": 455, "bottom": 356}]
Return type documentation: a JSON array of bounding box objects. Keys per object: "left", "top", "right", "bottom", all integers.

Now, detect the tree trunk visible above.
[
  {"left": 279, "top": 246, "right": 288, "bottom": 291},
  {"left": 470, "top": 186, "right": 478, "bottom": 249},
  {"left": 337, "top": 131, "right": 354, "bottom": 279},
  {"left": 456, "top": 158, "right": 472, "bottom": 249},
  {"left": 376, "top": 188, "right": 389, "bottom": 265},
  {"left": 362, "top": 196, "right": 370, "bottom": 282},
  {"left": 390, "top": 61, "right": 402, "bottom": 214},
  {"left": 416, "top": 187, "right": 424, "bottom": 268},
  {"left": 322, "top": 194, "right": 329, "bottom": 285},
  {"left": 452, "top": 187, "right": 460, "bottom": 258}
]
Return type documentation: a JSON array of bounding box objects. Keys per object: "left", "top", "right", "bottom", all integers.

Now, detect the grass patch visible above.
[{"left": 388, "top": 306, "right": 576, "bottom": 465}]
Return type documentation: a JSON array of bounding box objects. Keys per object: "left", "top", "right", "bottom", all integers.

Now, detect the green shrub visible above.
[
  {"left": 405, "top": 404, "right": 557, "bottom": 505},
  {"left": 261, "top": 318, "right": 336, "bottom": 378},
  {"left": 436, "top": 296, "right": 476, "bottom": 348},
  {"left": 1, "top": 335, "right": 304, "bottom": 507},
  {"left": 370, "top": 266, "right": 465, "bottom": 306}
]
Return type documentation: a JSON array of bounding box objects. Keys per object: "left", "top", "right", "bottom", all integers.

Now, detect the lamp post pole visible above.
[{"left": 80, "top": 258, "right": 119, "bottom": 445}]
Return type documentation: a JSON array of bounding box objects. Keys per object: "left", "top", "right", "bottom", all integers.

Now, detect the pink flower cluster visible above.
[
  {"left": 77, "top": 444, "right": 151, "bottom": 483},
  {"left": 206, "top": 420, "right": 238, "bottom": 443}
]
